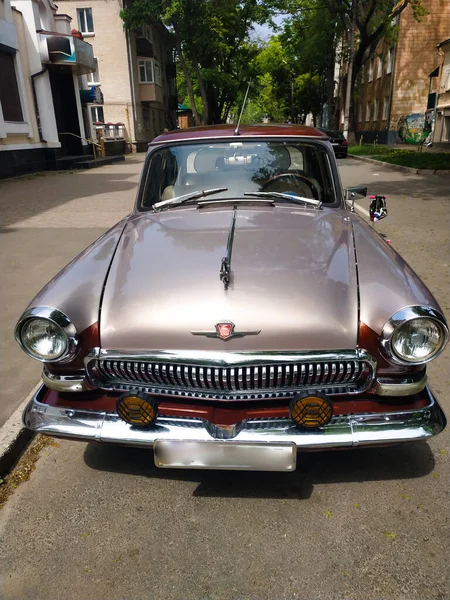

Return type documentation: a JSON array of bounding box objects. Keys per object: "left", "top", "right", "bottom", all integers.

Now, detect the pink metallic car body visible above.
[{"left": 16, "top": 125, "right": 448, "bottom": 471}]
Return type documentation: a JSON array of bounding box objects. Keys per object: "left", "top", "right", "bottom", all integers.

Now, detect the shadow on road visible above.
[
  {"left": 0, "top": 169, "right": 138, "bottom": 228},
  {"left": 83, "top": 440, "right": 435, "bottom": 500}
]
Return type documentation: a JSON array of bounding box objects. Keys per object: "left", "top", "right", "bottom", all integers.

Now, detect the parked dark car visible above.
[
  {"left": 15, "top": 124, "right": 448, "bottom": 472},
  {"left": 319, "top": 128, "right": 348, "bottom": 158}
]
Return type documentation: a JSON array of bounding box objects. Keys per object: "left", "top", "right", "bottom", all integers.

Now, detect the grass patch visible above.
[
  {"left": 0, "top": 435, "right": 58, "bottom": 508},
  {"left": 348, "top": 146, "right": 450, "bottom": 170},
  {"left": 348, "top": 145, "right": 391, "bottom": 155}
]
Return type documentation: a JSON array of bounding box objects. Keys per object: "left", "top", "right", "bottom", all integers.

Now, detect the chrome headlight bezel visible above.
[
  {"left": 381, "top": 306, "right": 449, "bottom": 365},
  {"left": 15, "top": 307, "right": 78, "bottom": 363}
]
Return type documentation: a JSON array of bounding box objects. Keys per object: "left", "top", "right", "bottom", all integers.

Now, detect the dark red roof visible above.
[{"left": 151, "top": 123, "right": 328, "bottom": 144}]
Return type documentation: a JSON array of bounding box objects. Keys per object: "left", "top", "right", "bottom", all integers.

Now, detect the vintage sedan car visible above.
[{"left": 15, "top": 124, "right": 448, "bottom": 471}]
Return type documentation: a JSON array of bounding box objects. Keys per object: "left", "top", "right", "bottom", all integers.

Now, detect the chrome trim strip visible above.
[
  {"left": 381, "top": 306, "right": 449, "bottom": 366},
  {"left": 15, "top": 306, "right": 78, "bottom": 363},
  {"left": 85, "top": 347, "right": 375, "bottom": 367},
  {"left": 23, "top": 384, "right": 446, "bottom": 451},
  {"left": 375, "top": 373, "right": 428, "bottom": 397},
  {"left": 42, "top": 369, "right": 93, "bottom": 393}
]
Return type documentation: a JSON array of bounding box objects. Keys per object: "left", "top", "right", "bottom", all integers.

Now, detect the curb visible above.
[
  {"left": 350, "top": 154, "right": 450, "bottom": 175},
  {"left": 0, "top": 383, "right": 40, "bottom": 476}
]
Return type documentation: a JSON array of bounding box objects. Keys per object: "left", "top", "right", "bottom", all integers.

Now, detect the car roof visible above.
[{"left": 150, "top": 124, "right": 329, "bottom": 145}]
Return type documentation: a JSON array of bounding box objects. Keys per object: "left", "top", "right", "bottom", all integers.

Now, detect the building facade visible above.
[
  {"left": 336, "top": 0, "right": 450, "bottom": 144},
  {"left": 0, "top": 0, "right": 97, "bottom": 177},
  {"left": 55, "top": 0, "right": 177, "bottom": 151}
]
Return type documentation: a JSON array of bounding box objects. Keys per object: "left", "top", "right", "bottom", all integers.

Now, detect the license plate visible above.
[
  {"left": 332, "top": 142, "right": 339, "bottom": 146},
  {"left": 154, "top": 440, "right": 297, "bottom": 471}
]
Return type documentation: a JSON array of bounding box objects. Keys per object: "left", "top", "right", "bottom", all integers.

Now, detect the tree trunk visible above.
[
  {"left": 173, "top": 23, "right": 201, "bottom": 126},
  {"left": 326, "top": 45, "right": 336, "bottom": 130},
  {"left": 193, "top": 60, "right": 209, "bottom": 124}
]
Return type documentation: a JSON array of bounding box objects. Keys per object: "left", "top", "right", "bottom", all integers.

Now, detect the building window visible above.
[
  {"left": 87, "top": 58, "right": 100, "bottom": 85},
  {"left": 366, "top": 101, "right": 370, "bottom": 122},
  {"left": 368, "top": 59, "right": 373, "bottom": 82},
  {"left": 91, "top": 105, "right": 104, "bottom": 123},
  {"left": 377, "top": 56, "right": 382, "bottom": 78},
  {"left": 373, "top": 98, "right": 379, "bottom": 121},
  {"left": 357, "top": 102, "right": 362, "bottom": 122},
  {"left": 386, "top": 49, "right": 393, "bottom": 74},
  {"left": 138, "top": 59, "right": 153, "bottom": 83},
  {"left": 137, "top": 25, "right": 152, "bottom": 43},
  {"left": 443, "top": 116, "right": 450, "bottom": 141},
  {"left": 383, "top": 96, "right": 389, "bottom": 120},
  {"left": 0, "top": 51, "right": 24, "bottom": 122},
  {"left": 77, "top": 8, "right": 94, "bottom": 34},
  {"left": 143, "top": 105, "right": 150, "bottom": 130},
  {"left": 138, "top": 58, "right": 162, "bottom": 85}
]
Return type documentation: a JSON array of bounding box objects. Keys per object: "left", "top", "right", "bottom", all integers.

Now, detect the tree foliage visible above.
[{"left": 121, "top": 0, "right": 273, "bottom": 124}]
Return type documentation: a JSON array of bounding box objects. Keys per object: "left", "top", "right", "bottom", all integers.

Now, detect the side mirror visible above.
[{"left": 345, "top": 186, "right": 367, "bottom": 212}]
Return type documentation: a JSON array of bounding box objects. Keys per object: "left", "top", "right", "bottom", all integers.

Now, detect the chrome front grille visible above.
[{"left": 87, "top": 351, "right": 375, "bottom": 399}]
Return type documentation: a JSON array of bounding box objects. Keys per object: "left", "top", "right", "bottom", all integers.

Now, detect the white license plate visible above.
[
  {"left": 153, "top": 440, "right": 297, "bottom": 471},
  {"left": 332, "top": 142, "right": 339, "bottom": 146}
]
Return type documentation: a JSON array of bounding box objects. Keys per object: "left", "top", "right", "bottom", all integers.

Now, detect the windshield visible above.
[{"left": 139, "top": 140, "right": 337, "bottom": 210}]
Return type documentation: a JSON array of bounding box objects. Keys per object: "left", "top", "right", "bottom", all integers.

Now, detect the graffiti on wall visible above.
[{"left": 397, "top": 112, "right": 433, "bottom": 145}]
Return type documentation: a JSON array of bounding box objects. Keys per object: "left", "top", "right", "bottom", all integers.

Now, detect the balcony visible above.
[
  {"left": 139, "top": 83, "right": 163, "bottom": 103},
  {"left": 38, "top": 31, "right": 96, "bottom": 75}
]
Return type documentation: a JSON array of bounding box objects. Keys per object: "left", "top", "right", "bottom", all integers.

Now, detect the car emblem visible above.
[{"left": 190, "top": 321, "right": 261, "bottom": 341}]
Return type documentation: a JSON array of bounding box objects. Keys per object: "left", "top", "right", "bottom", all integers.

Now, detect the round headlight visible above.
[
  {"left": 391, "top": 317, "right": 445, "bottom": 363},
  {"left": 20, "top": 318, "right": 68, "bottom": 360}
]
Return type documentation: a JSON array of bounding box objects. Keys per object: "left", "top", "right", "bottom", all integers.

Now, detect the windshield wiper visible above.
[
  {"left": 243, "top": 191, "right": 322, "bottom": 208},
  {"left": 153, "top": 188, "right": 228, "bottom": 211}
]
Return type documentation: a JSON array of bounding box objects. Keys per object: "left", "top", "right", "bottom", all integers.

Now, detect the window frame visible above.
[
  {"left": 0, "top": 49, "right": 32, "bottom": 137},
  {"left": 386, "top": 49, "right": 393, "bottom": 74},
  {"left": 366, "top": 101, "right": 371, "bottom": 122},
  {"left": 138, "top": 58, "right": 154, "bottom": 83},
  {"left": 377, "top": 56, "right": 382, "bottom": 79},
  {"left": 87, "top": 58, "right": 100, "bottom": 85},
  {"left": 77, "top": 8, "right": 94, "bottom": 35},
  {"left": 373, "top": 98, "right": 379, "bottom": 122},
  {"left": 368, "top": 59, "right": 374, "bottom": 82},
  {"left": 138, "top": 58, "right": 162, "bottom": 86},
  {"left": 382, "top": 96, "right": 389, "bottom": 120}
]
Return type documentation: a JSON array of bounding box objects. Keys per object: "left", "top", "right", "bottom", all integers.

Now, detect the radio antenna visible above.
[{"left": 234, "top": 80, "right": 252, "bottom": 136}]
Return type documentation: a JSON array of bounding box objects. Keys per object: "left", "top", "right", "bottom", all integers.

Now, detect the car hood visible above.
[{"left": 100, "top": 205, "right": 358, "bottom": 352}]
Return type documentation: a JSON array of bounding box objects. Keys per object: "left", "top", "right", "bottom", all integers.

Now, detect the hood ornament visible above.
[{"left": 191, "top": 321, "right": 261, "bottom": 341}]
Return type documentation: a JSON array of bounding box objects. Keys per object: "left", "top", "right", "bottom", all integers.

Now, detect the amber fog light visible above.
[
  {"left": 116, "top": 392, "right": 158, "bottom": 428},
  {"left": 290, "top": 393, "right": 333, "bottom": 429}
]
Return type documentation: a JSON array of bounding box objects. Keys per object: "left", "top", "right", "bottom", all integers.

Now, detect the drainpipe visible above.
[{"left": 31, "top": 67, "right": 47, "bottom": 143}]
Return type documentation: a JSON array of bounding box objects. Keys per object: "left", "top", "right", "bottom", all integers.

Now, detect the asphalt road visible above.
[{"left": 0, "top": 157, "right": 449, "bottom": 600}]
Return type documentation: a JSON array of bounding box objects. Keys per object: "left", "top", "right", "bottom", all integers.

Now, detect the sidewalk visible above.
[{"left": 0, "top": 156, "right": 145, "bottom": 427}]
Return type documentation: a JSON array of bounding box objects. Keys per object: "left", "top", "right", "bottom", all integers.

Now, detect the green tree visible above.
[{"left": 121, "top": 0, "right": 272, "bottom": 124}]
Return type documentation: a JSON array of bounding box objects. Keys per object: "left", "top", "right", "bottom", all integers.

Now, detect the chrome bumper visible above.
[{"left": 23, "top": 384, "right": 446, "bottom": 450}]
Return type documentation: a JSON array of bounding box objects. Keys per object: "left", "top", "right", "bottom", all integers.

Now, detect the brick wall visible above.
[{"left": 391, "top": 0, "right": 450, "bottom": 126}]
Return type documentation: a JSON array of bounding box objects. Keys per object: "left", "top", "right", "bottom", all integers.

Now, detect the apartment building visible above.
[
  {"left": 0, "top": 0, "right": 96, "bottom": 177},
  {"left": 337, "top": 0, "right": 450, "bottom": 144},
  {"left": 56, "top": 0, "right": 177, "bottom": 151},
  {"left": 433, "top": 38, "right": 450, "bottom": 146}
]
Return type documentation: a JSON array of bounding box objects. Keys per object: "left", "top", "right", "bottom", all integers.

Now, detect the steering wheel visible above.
[{"left": 261, "top": 172, "right": 320, "bottom": 199}]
